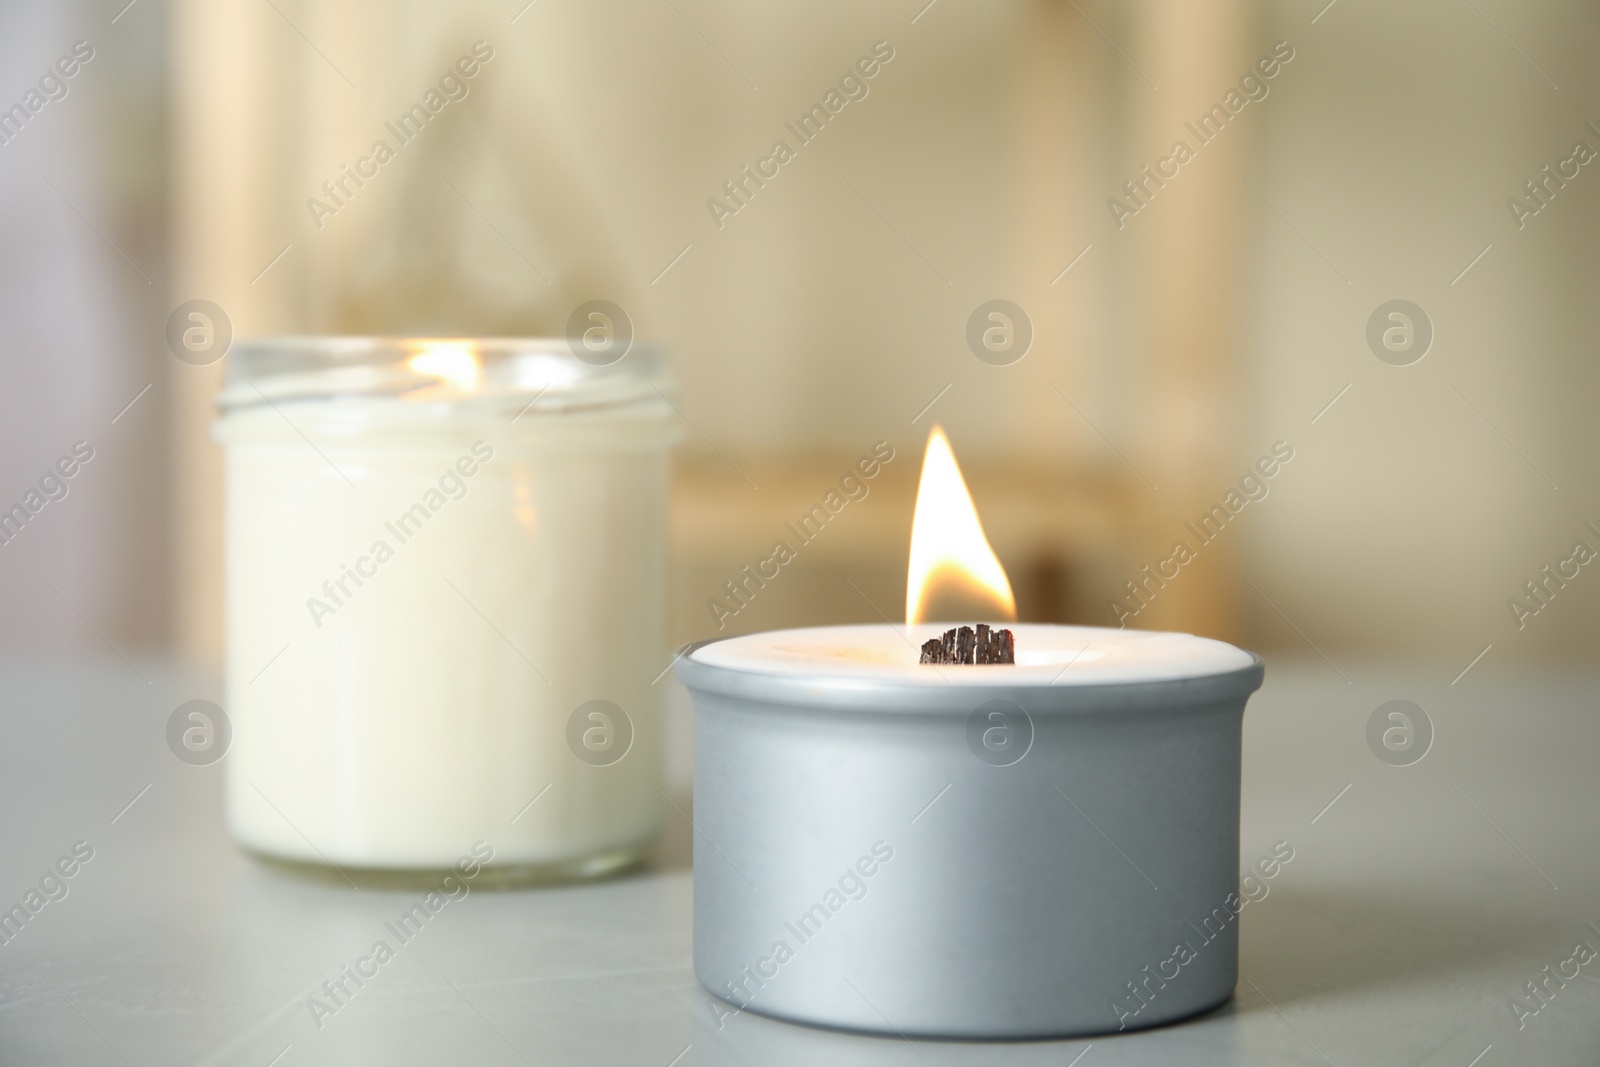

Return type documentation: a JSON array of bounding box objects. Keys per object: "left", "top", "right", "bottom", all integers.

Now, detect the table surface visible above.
[{"left": 0, "top": 656, "right": 1596, "bottom": 1067}]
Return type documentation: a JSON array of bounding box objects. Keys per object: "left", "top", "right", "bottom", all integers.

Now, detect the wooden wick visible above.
[{"left": 919, "top": 624, "right": 1015, "bottom": 665}]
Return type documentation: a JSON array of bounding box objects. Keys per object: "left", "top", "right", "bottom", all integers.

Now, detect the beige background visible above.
[{"left": 0, "top": 0, "right": 1594, "bottom": 670}]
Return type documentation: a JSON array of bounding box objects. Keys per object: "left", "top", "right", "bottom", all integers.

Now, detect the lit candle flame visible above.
[
  {"left": 905, "top": 425, "right": 1016, "bottom": 626},
  {"left": 406, "top": 341, "right": 482, "bottom": 394}
]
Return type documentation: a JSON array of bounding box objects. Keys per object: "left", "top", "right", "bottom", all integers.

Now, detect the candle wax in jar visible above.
[{"left": 690, "top": 623, "right": 1257, "bottom": 686}]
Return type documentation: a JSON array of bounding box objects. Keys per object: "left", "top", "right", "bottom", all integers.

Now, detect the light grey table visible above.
[{"left": 1, "top": 657, "right": 1596, "bottom": 1066}]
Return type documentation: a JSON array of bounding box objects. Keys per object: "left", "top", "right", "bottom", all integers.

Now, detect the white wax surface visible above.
[
  {"left": 219, "top": 401, "right": 674, "bottom": 870},
  {"left": 691, "top": 623, "right": 1256, "bottom": 686}
]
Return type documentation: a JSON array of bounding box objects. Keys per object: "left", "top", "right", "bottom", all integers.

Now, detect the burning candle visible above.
[
  {"left": 677, "top": 426, "right": 1263, "bottom": 1038},
  {"left": 216, "top": 338, "right": 678, "bottom": 880}
]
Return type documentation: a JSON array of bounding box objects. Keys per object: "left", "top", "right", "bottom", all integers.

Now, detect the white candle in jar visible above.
[{"left": 215, "top": 338, "right": 678, "bottom": 879}]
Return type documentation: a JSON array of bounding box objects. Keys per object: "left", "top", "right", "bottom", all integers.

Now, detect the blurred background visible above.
[{"left": 2, "top": 0, "right": 1596, "bottom": 671}]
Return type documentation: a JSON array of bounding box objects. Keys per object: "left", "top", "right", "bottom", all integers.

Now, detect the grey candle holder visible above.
[{"left": 676, "top": 625, "right": 1265, "bottom": 1039}]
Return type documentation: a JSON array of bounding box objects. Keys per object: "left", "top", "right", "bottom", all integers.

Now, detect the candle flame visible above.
[
  {"left": 905, "top": 425, "right": 1016, "bottom": 626},
  {"left": 406, "top": 341, "right": 482, "bottom": 394}
]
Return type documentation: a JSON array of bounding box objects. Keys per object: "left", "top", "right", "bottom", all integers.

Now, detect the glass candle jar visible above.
[{"left": 214, "top": 338, "right": 677, "bottom": 882}]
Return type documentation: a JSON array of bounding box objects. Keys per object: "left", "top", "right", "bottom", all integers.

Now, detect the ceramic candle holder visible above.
[{"left": 676, "top": 623, "right": 1265, "bottom": 1038}]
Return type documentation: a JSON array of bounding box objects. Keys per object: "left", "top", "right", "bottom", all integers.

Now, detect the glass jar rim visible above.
[{"left": 218, "top": 335, "right": 667, "bottom": 412}]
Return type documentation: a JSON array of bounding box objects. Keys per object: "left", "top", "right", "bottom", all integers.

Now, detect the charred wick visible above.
[{"left": 919, "top": 624, "right": 1015, "bottom": 666}]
